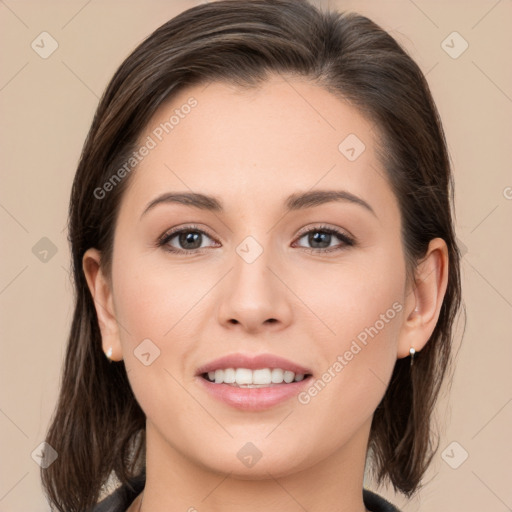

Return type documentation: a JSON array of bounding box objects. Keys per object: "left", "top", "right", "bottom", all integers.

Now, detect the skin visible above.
[{"left": 83, "top": 75, "right": 449, "bottom": 512}]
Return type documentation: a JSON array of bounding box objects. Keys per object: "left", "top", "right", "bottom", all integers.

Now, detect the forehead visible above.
[{"left": 119, "top": 75, "right": 396, "bottom": 220}]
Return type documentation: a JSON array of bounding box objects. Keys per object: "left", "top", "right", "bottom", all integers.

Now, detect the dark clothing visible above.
[{"left": 91, "top": 473, "right": 401, "bottom": 512}]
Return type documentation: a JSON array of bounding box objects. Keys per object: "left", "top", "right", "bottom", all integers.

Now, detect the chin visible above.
[
  {"left": 190, "top": 439, "right": 312, "bottom": 480},
  {"left": 204, "top": 456, "right": 302, "bottom": 480}
]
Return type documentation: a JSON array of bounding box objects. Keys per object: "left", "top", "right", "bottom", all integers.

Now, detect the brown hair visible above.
[{"left": 41, "top": 0, "right": 463, "bottom": 510}]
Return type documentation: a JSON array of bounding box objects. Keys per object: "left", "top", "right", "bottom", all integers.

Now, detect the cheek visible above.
[
  {"left": 292, "top": 250, "right": 404, "bottom": 345},
  {"left": 292, "top": 253, "right": 404, "bottom": 417},
  {"left": 110, "top": 256, "right": 199, "bottom": 423},
  {"left": 112, "top": 253, "right": 199, "bottom": 342}
]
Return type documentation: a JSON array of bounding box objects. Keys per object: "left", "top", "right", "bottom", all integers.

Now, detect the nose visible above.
[{"left": 216, "top": 242, "right": 293, "bottom": 334}]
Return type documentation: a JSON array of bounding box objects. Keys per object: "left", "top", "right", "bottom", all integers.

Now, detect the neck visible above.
[{"left": 135, "top": 418, "right": 373, "bottom": 512}]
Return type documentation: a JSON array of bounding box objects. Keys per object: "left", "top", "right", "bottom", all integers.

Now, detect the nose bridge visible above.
[
  {"left": 217, "top": 231, "right": 293, "bottom": 331},
  {"left": 232, "top": 233, "right": 279, "bottom": 307}
]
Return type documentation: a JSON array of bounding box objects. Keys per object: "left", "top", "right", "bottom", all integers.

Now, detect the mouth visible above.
[{"left": 195, "top": 353, "right": 313, "bottom": 410}]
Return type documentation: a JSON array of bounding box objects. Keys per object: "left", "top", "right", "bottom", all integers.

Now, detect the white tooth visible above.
[
  {"left": 283, "top": 370, "right": 295, "bottom": 383},
  {"left": 235, "top": 368, "right": 253, "bottom": 385},
  {"left": 271, "top": 368, "right": 284, "bottom": 384},
  {"left": 223, "top": 368, "right": 236, "bottom": 383},
  {"left": 209, "top": 368, "right": 302, "bottom": 385},
  {"left": 253, "top": 368, "right": 272, "bottom": 385}
]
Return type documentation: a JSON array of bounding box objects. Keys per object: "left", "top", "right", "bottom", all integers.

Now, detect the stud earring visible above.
[
  {"left": 105, "top": 346, "right": 113, "bottom": 361},
  {"left": 409, "top": 346, "right": 416, "bottom": 367}
]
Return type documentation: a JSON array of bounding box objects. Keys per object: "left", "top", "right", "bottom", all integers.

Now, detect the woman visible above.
[{"left": 41, "top": 1, "right": 463, "bottom": 511}]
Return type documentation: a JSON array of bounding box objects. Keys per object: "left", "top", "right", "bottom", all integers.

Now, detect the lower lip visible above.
[{"left": 196, "top": 376, "right": 312, "bottom": 411}]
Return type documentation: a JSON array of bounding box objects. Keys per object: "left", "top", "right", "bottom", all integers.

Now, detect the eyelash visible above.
[{"left": 156, "top": 223, "right": 355, "bottom": 256}]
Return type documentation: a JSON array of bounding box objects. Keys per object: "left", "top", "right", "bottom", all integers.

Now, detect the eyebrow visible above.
[{"left": 140, "top": 189, "right": 376, "bottom": 219}]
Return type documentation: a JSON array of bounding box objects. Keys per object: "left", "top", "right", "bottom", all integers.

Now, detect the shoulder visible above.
[
  {"left": 91, "top": 479, "right": 398, "bottom": 512},
  {"left": 363, "top": 488, "right": 402, "bottom": 512},
  {"left": 90, "top": 474, "right": 145, "bottom": 512}
]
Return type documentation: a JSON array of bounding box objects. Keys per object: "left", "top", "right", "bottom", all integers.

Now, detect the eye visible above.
[
  {"left": 157, "top": 224, "right": 219, "bottom": 255},
  {"left": 293, "top": 225, "right": 355, "bottom": 253},
  {"left": 157, "top": 223, "right": 355, "bottom": 256}
]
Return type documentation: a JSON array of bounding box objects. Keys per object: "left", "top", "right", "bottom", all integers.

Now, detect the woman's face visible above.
[{"left": 96, "top": 75, "right": 417, "bottom": 477}]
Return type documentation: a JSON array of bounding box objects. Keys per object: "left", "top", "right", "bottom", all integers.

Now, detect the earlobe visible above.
[
  {"left": 82, "top": 248, "right": 123, "bottom": 362},
  {"left": 397, "top": 238, "right": 449, "bottom": 359}
]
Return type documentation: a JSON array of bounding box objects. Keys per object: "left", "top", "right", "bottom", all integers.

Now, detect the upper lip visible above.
[{"left": 196, "top": 353, "right": 312, "bottom": 376}]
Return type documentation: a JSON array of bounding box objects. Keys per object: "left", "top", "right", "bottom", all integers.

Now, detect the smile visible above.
[{"left": 202, "top": 368, "right": 309, "bottom": 386}]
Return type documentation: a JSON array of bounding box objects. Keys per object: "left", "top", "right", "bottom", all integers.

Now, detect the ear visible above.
[
  {"left": 82, "top": 248, "right": 123, "bottom": 361},
  {"left": 397, "top": 237, "right": 449, "bottom": 359}
]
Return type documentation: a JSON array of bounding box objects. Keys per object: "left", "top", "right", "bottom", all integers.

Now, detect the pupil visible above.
[
  {"left": 310, "top": 231, "right": 330, "bottom": 249},
  {"left": 180, "top": 231, "right": 201, "bottom": 249}
]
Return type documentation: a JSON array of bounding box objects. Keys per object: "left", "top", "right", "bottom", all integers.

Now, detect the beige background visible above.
[{"left": 1, "top": 0, "right": 511, "bottom": 510}]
